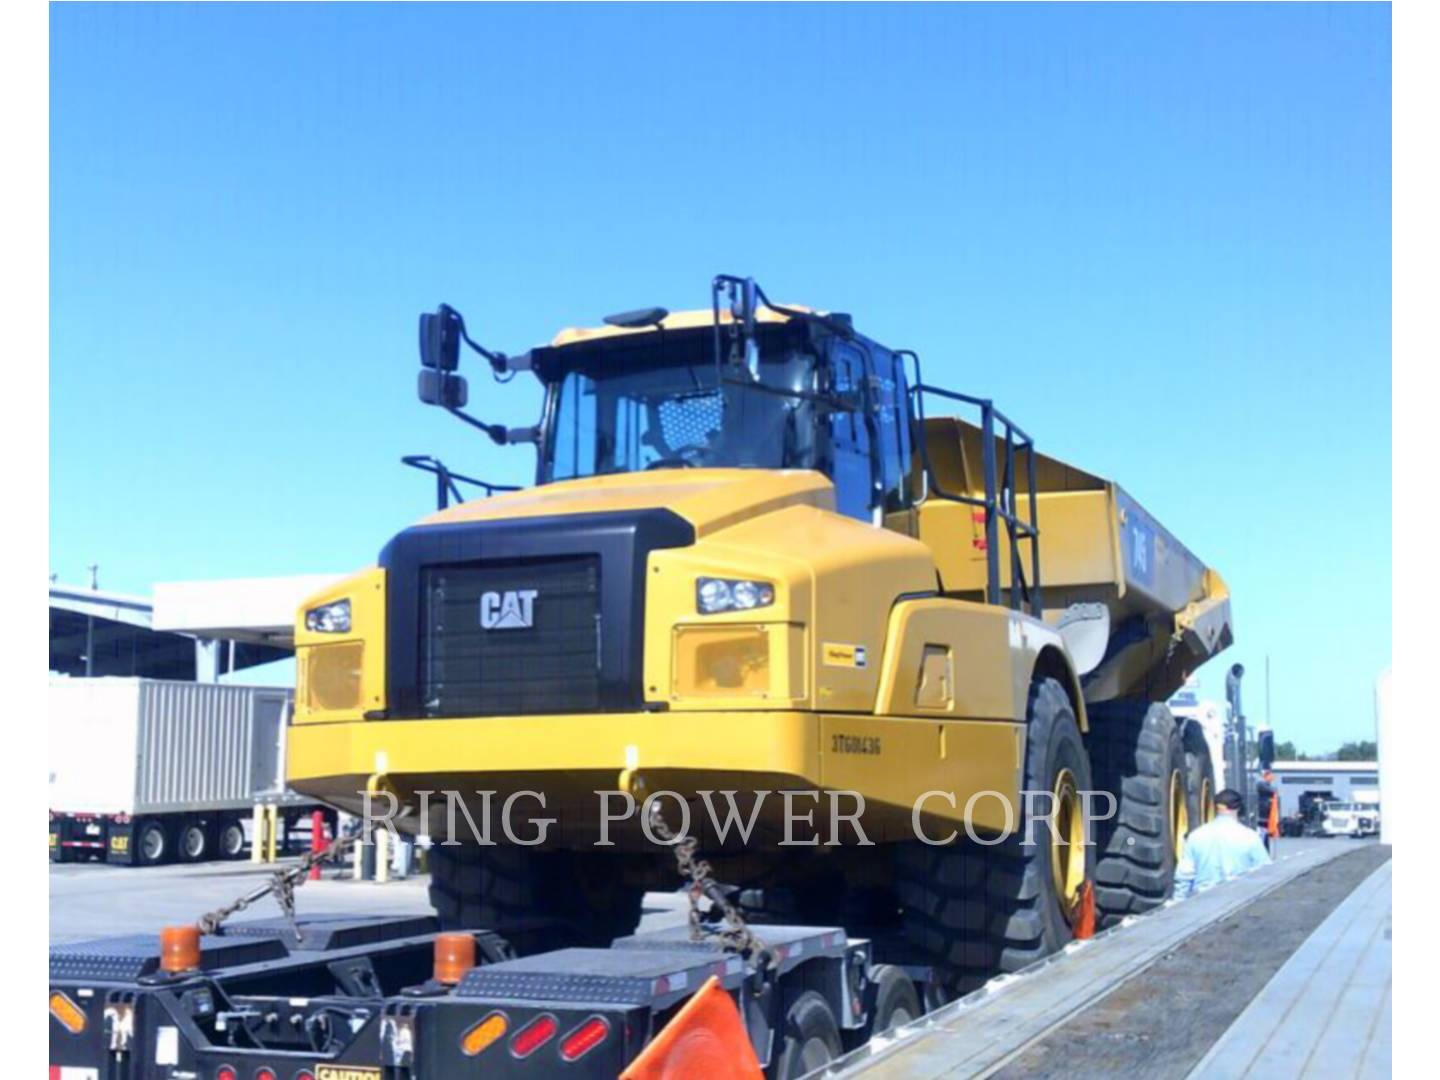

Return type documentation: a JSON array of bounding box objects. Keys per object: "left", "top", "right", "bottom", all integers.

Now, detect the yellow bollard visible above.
[{"left": 264, "top": 806, "right": 279, "bottom": 863}]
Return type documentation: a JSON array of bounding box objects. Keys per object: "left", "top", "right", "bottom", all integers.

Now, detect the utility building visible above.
[{"left": 1270, "top": 760, "right": 1381, "bottom": 817}]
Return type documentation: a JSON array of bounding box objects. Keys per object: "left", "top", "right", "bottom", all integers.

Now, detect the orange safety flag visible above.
[
  {"left": 1074, "top": 880, "right": 1097, "bottom": 940},
  {"left": 621, "top": 974, "right": 763, "bottom": 1080}
]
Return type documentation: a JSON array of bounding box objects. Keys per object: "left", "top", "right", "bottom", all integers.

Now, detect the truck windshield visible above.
[{"left": 542, "top": 341, "right": 821, "bottom": 482}]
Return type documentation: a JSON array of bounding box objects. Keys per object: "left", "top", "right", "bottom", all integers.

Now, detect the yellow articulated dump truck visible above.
[{"left": 288, "top": 276, "right": 1232, "bottom": 994}]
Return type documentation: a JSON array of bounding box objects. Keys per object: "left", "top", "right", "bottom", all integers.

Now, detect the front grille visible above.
[{"left": 418, "top": 556, "right": 601, "bottom": 717}]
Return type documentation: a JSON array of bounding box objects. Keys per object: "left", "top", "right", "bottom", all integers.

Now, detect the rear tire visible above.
[
  {"left": 179, "top": 821, "right": 209, "bottom": 863},
  {"left": 869, "top": 964, "right": 922, "bottom": 1033},
  {"left": 895, "top": 678, "right": 1093, "bottom": 992},
  {"left": 1182, "top": 721, "right": 1216, "bottom": 832},
  {"left": 136, "top": 819, "right": 168, "bottom": 866},
  {"left": 1087, "top": 702, "right": 1186, "bottom": 927},
  {"left": 774, "top": 990, "right": 843, "bottom": 1079},
  {"left": 218, "top": 820, "right": 246, "bottom": 859},
  {"left": 429, "top": 846, "right": 644, "bottom": 954}
]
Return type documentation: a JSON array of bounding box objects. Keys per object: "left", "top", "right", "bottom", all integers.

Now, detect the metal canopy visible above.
[{"left": 152, "top": 573, "right": 346, "bottom": 650}]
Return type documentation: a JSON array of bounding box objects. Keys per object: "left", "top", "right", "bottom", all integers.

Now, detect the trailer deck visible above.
[{"left": 48, "top": 840, "right": 1390, "bottom": 1078}]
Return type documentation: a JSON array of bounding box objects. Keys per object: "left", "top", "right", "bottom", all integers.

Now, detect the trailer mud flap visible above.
[{"left": 107, "top": 821, "right": 135, "bottom": 864}]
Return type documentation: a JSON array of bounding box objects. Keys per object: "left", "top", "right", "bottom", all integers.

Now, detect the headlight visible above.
[
  {"left": 305, "top": 599, "right": 352, "bottom": 634},
  {"left": 696, "top": 577, "right": 775, "bottom": 615}
]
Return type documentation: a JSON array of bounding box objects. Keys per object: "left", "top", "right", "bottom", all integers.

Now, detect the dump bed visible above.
[{"left": 916, "top": 418, "right": 1232, "bottom": 703}]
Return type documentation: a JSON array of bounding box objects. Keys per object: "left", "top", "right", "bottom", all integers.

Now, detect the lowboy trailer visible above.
[{"left": 48, "top": 914, "right": 917, "bottom": 1078}]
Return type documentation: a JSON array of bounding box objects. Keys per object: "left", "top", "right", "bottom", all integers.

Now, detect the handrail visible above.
[
  {"left": 401, "top": 455, "right": 521, "bottom": 511},
  {"left": 899, "top": 352, "right": 1043, "bottom": 617}
]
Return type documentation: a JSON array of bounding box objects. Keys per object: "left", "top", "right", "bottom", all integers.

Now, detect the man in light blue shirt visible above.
[{"left": 1174, "top": 788, "right": 1272, "bottom": 899}]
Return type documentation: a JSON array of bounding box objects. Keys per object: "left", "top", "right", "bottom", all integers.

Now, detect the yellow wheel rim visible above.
[
  {"left": 1200, "top": 776, "right": 1215, "bottom": 823},
  {"left": 1169, "top": 770, "right": 1189, "bottom": 859},
  {"left": 1049, "top": 767, "right": 1087, "bottom": 922}
]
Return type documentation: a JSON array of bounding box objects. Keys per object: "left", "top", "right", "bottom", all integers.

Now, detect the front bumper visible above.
[{"left": 287, "top": 710, "right": 1025, "bottom": 846}]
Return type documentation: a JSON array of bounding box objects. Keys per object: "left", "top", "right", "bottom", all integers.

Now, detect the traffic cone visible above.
[
  {"left": 1074, "top": 881, "right": 1096, "bottom": 940},
  {"left": 620, "top": 975, "right": 763, "bottom": 1080},
  {"left": 308, "top": 810, "right": 328, "bottom": 881}
]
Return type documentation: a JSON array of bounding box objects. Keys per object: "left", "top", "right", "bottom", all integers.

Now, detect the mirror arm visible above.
[
  {"left": 455, "top": 318, "right": 526, "bottom": 379},
  {"left": 446, "top": 407, "right": 511, "bottom": 446}
]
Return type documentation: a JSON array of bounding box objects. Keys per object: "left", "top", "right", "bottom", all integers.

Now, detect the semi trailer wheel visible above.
[
  {"left": 774, "top": 991, "right": 844, "bottom": 1078},
  {"left": 218, "top": 820, "right": 246, "bottom": 859},
  {"left": 136, "top": 820, "right": 168, "bottom": 866},
  {"left": 1087, "top": 701, "right": 1187, "bottom": 928},
  {"left": 868, "top": 964, "right": 922, "bottom": 1032},
  {"left": 179, "top": 821, "right": 209, "bottom": 863},
  {"left": 429, "top": 845, "right": 644, "bottom": 953},
  {"left": 894, "top": 678, "right": 1093, "bottom": 993},
  {"left": 1183, "top": 721, "right": 1216, "bottom": 830}
]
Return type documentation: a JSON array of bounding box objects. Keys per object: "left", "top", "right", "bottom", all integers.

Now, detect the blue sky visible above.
[{"left": 50, "top": 3, "right": 1390, "bottom": 751}]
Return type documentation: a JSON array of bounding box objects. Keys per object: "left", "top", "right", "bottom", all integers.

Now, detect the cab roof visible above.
[{"left": 549, "top": 305, "right": 819, "bottom": 348}]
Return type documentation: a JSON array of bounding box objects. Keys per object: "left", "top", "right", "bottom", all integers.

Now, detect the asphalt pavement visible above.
[{"left": 49, "top": 856, "right": 689, "bottom": 945}]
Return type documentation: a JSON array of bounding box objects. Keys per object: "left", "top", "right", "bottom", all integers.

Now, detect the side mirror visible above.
[
  {"left": 419, "top": 305, "right": 462, "bottom": 371},
  {"left": 418, "top": 369, "right": 468, "bottom": 409}
]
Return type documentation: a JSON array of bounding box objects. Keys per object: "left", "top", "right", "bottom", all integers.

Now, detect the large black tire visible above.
[
  {"left": 895, "top": 678, "right": 1094, "bottom": 993},
  {"left": 774, "top": 990, "right": 844, "bottom": 1079},
  {"left": 428, "top": 845, "right": 644, "bottom": 954},
  {"left": 1182, "top": 721, "right": 1216, "bottom": 833},
  {"left": 1087, "top": 701, "right": 1186, "bottom": 927}
]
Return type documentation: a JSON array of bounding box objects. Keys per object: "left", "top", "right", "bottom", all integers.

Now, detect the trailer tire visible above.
[
  {"left": 179, "top": 821, "right": 209, "bottom": 863},
  {"left": 136, "top": 820, "right": 168, "bottom": 866},
  {"left": 869, "top": 964, "right": 922, "bottom": 1033},
  {"left": 895, "top": 678, "right": 1093, "bottom": 992},
  {"left": 1087, "top": 701, "right": 1186, "bottom": 927},
  {"left": 1182, "top": 721, "right": 1216, "bottom": 831},
  {"left": 429, "top": 846, "right": 644, "bottom": 953},
  {"left": 219, "top": 820, "right": 246, "bottom": 859},
  {"left": 775, "top": 990, "right": 843, "bottom": 1078}
]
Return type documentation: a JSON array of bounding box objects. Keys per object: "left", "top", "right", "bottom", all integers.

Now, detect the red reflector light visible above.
[
  {"left": 293, "top": 1072, "right": 316, "bottom": 1080},
  {"left": 216, "top": 1068, "right": 238, "bottom": 1080},
  {"left": 560, "top": 1016, "right": 610, "bottom": 1062},
  {"left": 254, "top": 1070, "right": 277, "bottom": 1080},
  {"left": 510, "top": 1013, "right": 558, "bottom": 1059}
]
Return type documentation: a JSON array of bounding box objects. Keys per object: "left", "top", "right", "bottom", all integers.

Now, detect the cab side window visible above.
[{"left": 870, "top": 349, "right": 912, "bottom": 512}]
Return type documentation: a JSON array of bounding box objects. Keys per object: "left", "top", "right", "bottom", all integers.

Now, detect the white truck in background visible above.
[
  {"left": 1169, "top": 681, "right": 1230, "bottom": 788},
  {"left": 1319, "top": 802, "right": 1381, "bottom": 839},
  {"left": 48, "top": 677, "right": 328, "bottom": 865}
]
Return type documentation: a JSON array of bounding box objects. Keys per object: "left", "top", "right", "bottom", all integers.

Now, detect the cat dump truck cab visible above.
[{"left": 288, "top": 276, "right": 1232, "bottom": 994}]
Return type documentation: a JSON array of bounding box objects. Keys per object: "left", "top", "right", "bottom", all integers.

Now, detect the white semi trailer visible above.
[{"left": 48, "top": 677, "right": 327, "bottom": 865}]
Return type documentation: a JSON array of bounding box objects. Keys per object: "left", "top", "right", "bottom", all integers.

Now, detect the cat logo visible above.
[
  {"left": 479, "top": 589, "right": 538, "bottom": 630},
  {"left": 315, "top": 1066, "right": 381, "bottom": 1080}
]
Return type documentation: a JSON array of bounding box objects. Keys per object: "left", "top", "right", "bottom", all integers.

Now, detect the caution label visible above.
[{"left": 316, "top": 1067, "right": 382, "bottom": 1080}]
